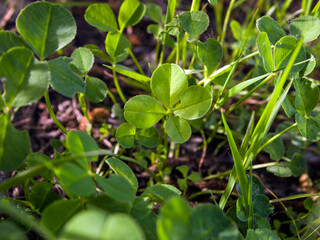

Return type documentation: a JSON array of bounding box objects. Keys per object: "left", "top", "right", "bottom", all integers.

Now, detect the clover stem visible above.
[
  {"left": 127, "top": 48, "right": 145, "bottom": 75},
  {"left": 107, "top": 89, "right": 117, "bottom": 104},
  {"left": 44, "top": 90, "right": 68, "bottom": 134},
  {"left": 176, "top": 34, "right": 180, "bottom": 65},
  {"left": 219, "top": 0, "right": 236, "bottom": 44},
  {"left": 112, "top": 65, "right": 126, "bottom": 104},
  {"left": 154, "top": 39, "right": 161, "bottom": 66},
  {"left": 78, "top": 92, "right": 90, "bottom": 122}
]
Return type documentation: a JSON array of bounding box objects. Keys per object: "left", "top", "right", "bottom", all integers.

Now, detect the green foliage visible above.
[
  {"left": 197, "top": 38, "right": 223, "bottom": 74},
  {"left": 289, "top": 16, "right": 320, "bottom": 43},
  {"left": 16, "top": 2, "right": 76, "bottom": 60},
  {"left": 178, "top": 11, "right": 209, "bottom": 38},
  {"left": 256, "top": 16, "right": 286, "bottom": 45},
  {"left": 84, "top": 76, "right": 108, "bottom": 103}
]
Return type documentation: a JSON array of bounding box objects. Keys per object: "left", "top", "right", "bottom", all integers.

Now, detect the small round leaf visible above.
[
  {"left": 174, "top": 86, "right": 212, "bottom": 120},
  {"left": 0, "top": 30, "right": 26, "bottom": 55},
  {"left": 289, "top": 16, "right": 320, "bottom": 43},
  {"left": 70, "top": 47, "right": 94, "bottom": 76},
  {"left": 137, "top": 127, "right": 160, "bottom": 148},
  {"left": 105, "top": 32, "right": 131, "bottom": 61},
  {"left": 118, "top": 0, "right": 146, "bottom": 32},
  {"left": 116, "top": 123, "right": 136, "bottom": 148},
  {"left": 295, "top": 112, "right": 320, "bottom": 141},
  {"left": 16, "top": 2, "right": 76, "bottom": 60},
  {"left": 256, "top": 16, "right": 286, "bottom": 45},
  {"left": 165, "top": 115, "right": 191, "bottom": 143},
  {"left": 274, "top": 36, "right": 306, "bottom": 73},
  {"left": 124, "top": 95, "right": 166, "bottom": 129},
  {"left": 178, "top": 11, "right": 209, "bottom": 38},
  {"left": 84, "top": 3, "right": 118, "bottom": 32},
  {"left": 151, "top": 63, "right": 188, "bottom": 109},
  {"left": 197, "top": 39, "right": 222, "bottom": 73},
  {"left": 85, "top": 76, "right": 108, "bottom": 103}
]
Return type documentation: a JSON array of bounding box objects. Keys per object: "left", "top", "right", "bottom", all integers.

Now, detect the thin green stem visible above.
[
  {"left": 225, "top": 73, "right": 276, "bottom": 116},
  {"left": 44, "top": 90, "right": 68, "bottom": 134},
  {"left": 112, "top": 64, "right": 126, "bottom": 104},
  {"left": 188, "top": 190, "right": 238, "bottom": 200},
  {"left": 199, "top": 51, "right": 260, "bottom": 86},
  {"left": 127, "top": 48, "right": 145, "bottom": 75},
  {"left": 78, "top": 93, "right": 90, "bottom": 121},
  {"left": 176, "top": 34, "right": 180, "bottom": 65},
  {"left": 269, "top": 193, "right": 320, "bottom": 203},
  {"left": 219, "top": 0, "right": 236, "bottom": 44},
  {"left": 248, "top": 163, "right": 254, "bottom": 229},
  {"left": 257, "top": 123, "right": 297, "bottom": 155},
  {"left": 154, "top": 39, "right": 161, "bottom": 66},
  {"left": 107, "top": 89, "right": 117, "bottom": 104}
]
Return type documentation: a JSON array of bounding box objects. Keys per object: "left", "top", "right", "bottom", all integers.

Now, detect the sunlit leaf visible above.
[
  {"left": 174, "top": 86, "right": 212, "bottom": 120},
  {"left": 106, "top": 157, "right": 139, "bottom": 193},
  {"left": 105, "top": 32, "right": 131, "bottom": 61},
  {"left": 151, "top": 64, "right": 188, "bottom": 109},
  {"left": 289, "top": 16, "right": 320, "bottom": 43},
  {"left": 16, "top": 2, "right": 76, "bottom": 60},
  {"left": 116, "top": 123, "right": 136, "bottom": 148},
  {"left": 124, "top": 95, "right": 166, "bottom": 128},
  {"left": 84, "top": 3, "right": 118, "bottom": 32},
  {"left": 118, "top": 0, "right": 146, "bottom": 32},
  {"left": 256, "top": 16, "right": 286, "bottom": 45},
  {"left": 70, "top": 47, "right": 94, "bottom": 76},
  {"left": 141, "top": 184, "right": 181, "bottom": 204},
  {"left": 257, "top": 32, "right": 274, "bottom": 72},
  {"left": 85, "top": 76, "right": 108, "bottom": 103},
  {"left": 165, "top": 115, "right": 191, "bottom": 143}
]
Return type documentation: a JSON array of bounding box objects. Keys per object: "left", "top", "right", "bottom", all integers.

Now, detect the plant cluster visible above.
[{"left": 0, "top": 0, "right": 320, "bottom": 239}]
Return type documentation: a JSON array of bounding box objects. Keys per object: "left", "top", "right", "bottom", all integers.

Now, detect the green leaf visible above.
[
  {"left": 295, "top": 112, "right": 320, "bottom": 141},
  {"left": 106, "top": 157, "right": 139, "bottom": 193},
  {"left": 299, "top": 52, "right": 316, "bottom": 77},
  {"left": 40, "top": 199, "right": 83, "bottom": 235},
  {"left": 146, "top": 3, "right": 162, "bottom": 23},
  {"left": 285, "top": 153, "right": 307, "bottom": 177},
  {"left": 256, "top": 16, "right": 286, "bottom": 45},
  {"left": 187, "top": 172, "right": 201, "bottom": 182},
  {"left": 84, "top": 3, "right": 118, "bottom": 32},
  {"left": 84, "top": 76, "right": 108, "bottom": 103},
  {"left": 208, "top": 0, "right": 218, "bottom": 5},
  {"left": 191, "top": 204, "right": 241, "bottom": 240},
  {"left": 174, "top": 86, "right": 212, "bottom": 120},
  {"left": 87, "top": 195, "right": 131, "bottom": 214},
  {"left": 105, "top": 64, "right": 150, "bottom": 83},
  {"left": 84, "top": 44, "right": 113, "bottom": 63},
  {"left": 197, "top": 39, "right": 222, "bottom": 74},
  {"left": 176, "top": 165, "right": 188, "bottom": 178},
  {"left": 138, "top": 212, "right": 158, "bottom": 240},
  {"left": 48, "top": 57, "right": 85, "bottom": 98},
  {"left": 246, "top": 228, "right": 281, "bottom": 240},
  {"left": 16, "top": 2, "right": 76, "bottom": 60},
  {"left": 294, "top": 77, "right": 319, "bottom": 115},
  {"left": 253, "top": 194, "right": 274, "bottom": 218},
  {"left": 27, "top": 153, "right": 54, "bottom": 180},
  {"left": 282, "top": 95, "right": 296, "bottom": 118},
  {"left": 0, "top": 221, "right": 27, "bottom": 240},
  {"left": 105, "top": 32, "right": 131, "bottom": 60},
  {"left": 0, "top": 31, "right": 27, "bottom": 55},
  {"left": 230, "top": 20, "right": 243, "bottom": 41},
  {"left": 266, "top": 163, "right": 292, "bottom": 177},
  {"left": 157, "top": 197, "right": 191, "bottom": 240},
  {"left": 137, "top": 127, "right": 160, "bottom": 148},
  {"left": 263, "top": 133, "right": 285, "bottom": 161},
  {"left": 151, "top": 63, "right": 188, "bottom": 109},
  {"left": 55, "top": 162, "right": 96, "bottom": 197},
  {"left": 65, "top": 130, "right": 99, "bottom": 166},
  {"left": 274, "top": 36, "right": 306, "bottom": 73},
  {"left": 289, "top": 16, "right": 320, "bottom": 43},
  {"left": 0, "top": 114, "right": 30, "bottom": 172},
  {"left": 257, "top": 32, "right": 274, "bottom": 72},
  {"left": 60, "top": 210, "right": 146, "bottom": 240},
  {"left": 178, "top": 11, "right": 209, "bottom": 38},
  {"left": 124, "top": 95, "right": 166, "bottom": 128},
  {"left": 116, "top": 123, "right": 136, "bottom": 148},
  {"left": 0, "top": 47, "right": 49, "bottom": 108},
  {"left": 70, "top": 47, "right": 94, "bottom": 76},
  {"left": 130, "top": 197, "right": 152, "bottom": 220},
  {"left": 165, "top": 115, "right": 191, "bottom": 143},
  {"left": 30, "top": 181, "right": 61, "bottom": 212},
  {"left": 141, "top": 184, "right": 181, "bottom": 204},
  {"left": 118, "top": 0, "right": 146, "bottom": 32},
  {"left": 96, "top": 175, "right": 135, "bottom": 206}
]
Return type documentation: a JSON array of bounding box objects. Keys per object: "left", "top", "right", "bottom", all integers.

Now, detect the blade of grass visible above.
[
  {"left": 219, "top": 39, "right": 304, "bottom": 210},
  {"left": 239, "top": 111, "right": 255, "bottom": 157},
  {"left": 221, "top": 112, "right": 249, "bottom": 209}
]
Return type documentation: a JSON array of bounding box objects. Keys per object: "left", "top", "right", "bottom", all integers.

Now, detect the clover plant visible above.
[{"left": 0, "top": 0, "right": 320, "bottom": 239}]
